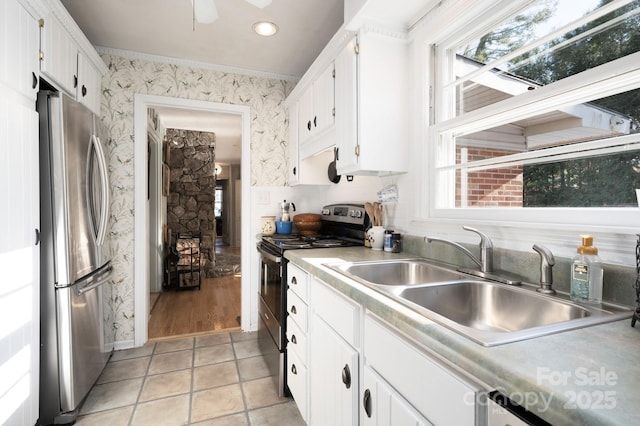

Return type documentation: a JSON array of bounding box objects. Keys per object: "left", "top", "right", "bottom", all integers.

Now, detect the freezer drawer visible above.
[{"left": 56, "top": 266, "right": 111, "bottom": 414}]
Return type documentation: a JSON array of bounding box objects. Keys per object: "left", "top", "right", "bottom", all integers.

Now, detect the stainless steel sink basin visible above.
[
  {"left": 324, "top": 259, "right": 634, "bottom": 346},
  {"left": 327, "top": 258, "right": 467, "bottom": 286},
  {"left": 398, "top": 281, "right": 589, "bottom": 332}
]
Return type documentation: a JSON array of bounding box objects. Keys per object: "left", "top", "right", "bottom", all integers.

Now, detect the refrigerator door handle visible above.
[
  {"left": 76, "top": 263, "right": 113, "bottom": 296},
  {"left": 91, "top": 134, "right": 110, "bottom": 246}
]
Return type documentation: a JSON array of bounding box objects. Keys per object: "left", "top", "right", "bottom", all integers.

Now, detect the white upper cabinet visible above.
[
  {"left": 335, "top": 30, "right": 409, "bottom": 176},
  {"left": 0, "top": 0, "right": 40, "bottom": 100},
  {"left": 288, "top": 102, "right": 333, "bottom": 186},
  {"left": 39, "top": 2, "right": 105, "bottom": 115},
  {"left": 312, "top": 63, "right": 336, "bottom": 137},
  {"left": 40, "top": 12, "right": 77, "bottom": 94},
  {"left": 298, "top": 62, "right": 336, "bottom": 146},
  {"left": 298, "top": 84, "right": 314, "bottom": 143},
  {"left": 77, "top": 52, "right": 102, "bottom": 114},
  {"left": 297, "top": 62, "right": 337, "bottom": 161},
  {"left": 288, "top": 102, "right": 301, "bottom": 185}
]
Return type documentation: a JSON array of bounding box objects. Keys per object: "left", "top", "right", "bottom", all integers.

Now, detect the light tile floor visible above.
[{"left": 76, "top": 331, "right": 306, "bottom": 425}]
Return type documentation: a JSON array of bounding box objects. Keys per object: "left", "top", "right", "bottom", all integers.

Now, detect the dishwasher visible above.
[{"left": 487, "top": 391, "right": 551, "bottom": 426}]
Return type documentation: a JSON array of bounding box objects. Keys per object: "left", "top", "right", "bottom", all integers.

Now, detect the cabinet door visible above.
[
  {"left": 334, "top": 36, "right": 359, "bottom": 174},
  {"left": 0, "top": 92, "right": 40, "bottom": 426},
  {"left": 298, "top": 85, "right": 314, "bottom": 144},
  {"left": 0, "top": 0, "right": 40, "bottom": 100},
  {"left": 77, "top": 53, "right": 102, "bottom": 115},
  {"left": 288, "top": 349, "right": 309, "bottom": 422},
  {"left": 40, "top": 13, "right": 78, "bottom": 95},
  {"left": 309, "top": 315, "right": 359, "bottom": 426},
  {"left": 364, "top": 315, "right": 481, "bottom": 425},
  {"left": 362, "top": 366, "right": 432, "bottom": 426},
  {"left": 313, "top": 63, "right": 335, "bottom": 135},
  {"left": 288, "top": 103, "right": 300, "bottom": 185}
]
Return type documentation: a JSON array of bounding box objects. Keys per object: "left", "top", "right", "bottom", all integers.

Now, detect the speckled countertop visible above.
[{"left": 284, "top": 247, "right": 640, "bottom": 426}]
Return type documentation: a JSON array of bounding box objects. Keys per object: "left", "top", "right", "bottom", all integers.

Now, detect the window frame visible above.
[{"left": 414, "top": 0, "right": 640, "bottom": 264}]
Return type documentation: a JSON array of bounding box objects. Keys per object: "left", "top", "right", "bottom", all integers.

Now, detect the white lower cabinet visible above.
[
  {"left": 287, "top": 263, "right": 310, "bottom": 422},
  {"left": 309, "top": 314, "right": 359, "bottom": 425},
  {"left": 362, "top": 366, "right": 432, "bottom": 426},
  {"left": 308, "top": 278, "right": 360, "bottom": 425},
  {"left": 364, "top": 314, "right": 485, "bottom": 425},
  {"left": 294, "top": 264, "right": 487, "bottom": 426}
]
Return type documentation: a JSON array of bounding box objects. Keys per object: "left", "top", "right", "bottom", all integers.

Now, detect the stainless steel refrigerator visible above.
[{"left": 37, "top": 91, "right": 112, "bottom": 425}]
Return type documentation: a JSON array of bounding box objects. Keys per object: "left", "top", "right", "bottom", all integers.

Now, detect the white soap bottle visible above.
[{"left": 570, "top": 235, "right": 603, "bottom": 304}]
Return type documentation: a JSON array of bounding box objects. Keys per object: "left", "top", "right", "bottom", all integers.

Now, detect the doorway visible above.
[{"left": 133, "top": 94, "right": 251, "bottom": 347}]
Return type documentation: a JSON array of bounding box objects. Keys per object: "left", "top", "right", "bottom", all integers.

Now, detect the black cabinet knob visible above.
[
  {"left": 291, "top": 305, "right": 297, "bottom": 315},
  {"left": 31, "top": 72, "right": 37, "bottom": 89},
  {"left": 82, "top": 85, "right": 87, "bottom": 97},
  {"left": 342, "top": 364, "right": 351, "bottom": 389},
  {"left": 292, "top": 166, "right": 297, "bottom": 176},
  {"left": 363, "top": 389, "right": 372, "bottom": 418},
  {"left": 291, "top": 364, "right": 297, "bottom": 375},
  {"left": 307, "top": 120, "right": 311, "bottom": 131}
]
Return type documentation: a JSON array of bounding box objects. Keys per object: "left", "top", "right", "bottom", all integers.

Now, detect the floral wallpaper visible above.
[{"left": 100, "top": 54, "right": 295, "bottom": 345}]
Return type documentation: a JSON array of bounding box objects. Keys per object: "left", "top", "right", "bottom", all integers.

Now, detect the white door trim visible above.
[{"left": 133, "top": 94, "right": 251, "bottom": 346}]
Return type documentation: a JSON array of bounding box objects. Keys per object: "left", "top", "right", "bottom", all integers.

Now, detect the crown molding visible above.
[
  {"left": 359, "top": 21, "right": 409, "bottom": 41},
  {"left": 96, "top": 46, "right": 301, "bottom": 83}
]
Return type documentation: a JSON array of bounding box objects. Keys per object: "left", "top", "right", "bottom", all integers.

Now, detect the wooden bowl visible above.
[{"left": 293, "top": 213, "right": 322, "bottom": 235}]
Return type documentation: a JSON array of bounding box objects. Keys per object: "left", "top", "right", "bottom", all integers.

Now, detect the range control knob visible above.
[{"left": 321, "top": 208, "right": 331, "bottom": 216}]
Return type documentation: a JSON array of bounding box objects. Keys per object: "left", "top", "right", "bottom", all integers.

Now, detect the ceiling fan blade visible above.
[
  {"left": 192, "top": 0, "right": 218, "bottom": 23},
  {"left": 245, "top": 0, "right": 272, "bottom": 9}
]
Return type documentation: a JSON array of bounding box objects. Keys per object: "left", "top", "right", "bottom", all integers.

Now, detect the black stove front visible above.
[{"left": 256, "top": 203, "right": 369, "bottom": 397}]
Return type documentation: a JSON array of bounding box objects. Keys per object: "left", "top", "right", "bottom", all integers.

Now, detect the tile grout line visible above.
[
  {"left": 129, "top": 341, "right": 156, "bottom": 426},
  {"left": 188, "top": 336, "right": 196, "bottom": 425},
  {"left": 231, "top": 332, "right": 253, "bottom": 425}
]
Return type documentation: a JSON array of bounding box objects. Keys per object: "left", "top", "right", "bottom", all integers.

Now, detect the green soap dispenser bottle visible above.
[{"left": 570, "top": 235, "right": 603, "bottom": 303}]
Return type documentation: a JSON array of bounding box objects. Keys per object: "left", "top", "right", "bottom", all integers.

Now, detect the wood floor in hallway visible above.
[{"left": 148, "top": 273, "right": 241, "bottom": 340}]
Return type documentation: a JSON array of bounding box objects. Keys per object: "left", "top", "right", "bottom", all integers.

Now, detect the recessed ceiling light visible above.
[{"left": 253, "top": 21, "right": 278, "bottom": 36}]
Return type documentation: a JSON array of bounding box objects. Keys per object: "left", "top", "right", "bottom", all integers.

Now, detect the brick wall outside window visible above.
[{"left": 455, "top": 147, "right": 523, "bottom": 207}]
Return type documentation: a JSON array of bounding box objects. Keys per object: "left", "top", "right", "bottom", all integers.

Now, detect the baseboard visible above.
[{"left": 106, "top": 339, "right": 136, "bottom": 352}]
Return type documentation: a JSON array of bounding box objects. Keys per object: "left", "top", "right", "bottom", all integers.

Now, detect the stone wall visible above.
[{"left": 166, "top": 128, "right": 216, "bottom": 277}]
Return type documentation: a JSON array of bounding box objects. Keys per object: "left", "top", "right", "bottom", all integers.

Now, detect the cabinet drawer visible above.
[
  {"left": 287, "top": 290, "right": 308, "bottom": 331},
  {"left": 312, "top": 278, "right": 360, "bottom": 347},
  {"left": 364, "top": 314, "right": 483, "bottom": 425},
  {"left": 288, "top": 263, "right": 309, "bottom": 301},
  {"left": 288, "top": 349, "right": 309, "bottom": 422},
  {"left": 286, "top": 315, "right": 308, "bottom": 364}
]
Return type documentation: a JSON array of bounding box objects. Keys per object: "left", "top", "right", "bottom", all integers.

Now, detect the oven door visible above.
[
  {"left": 257, "top": 244, "right": 284, "bottom": 348},
  {"left": 257, "top": 244, "right": 289, "bottom": 396}
]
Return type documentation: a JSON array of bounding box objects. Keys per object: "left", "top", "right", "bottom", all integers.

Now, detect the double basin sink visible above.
[{"left": 324, "top": 259, "right": 633, "bottom": 346}]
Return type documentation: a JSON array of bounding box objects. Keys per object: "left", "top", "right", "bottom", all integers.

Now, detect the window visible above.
[
  {"left": 214, "top": 187, "right": 223, "bottom": 217},
  {"left": 431, "top": 0, "right": 640, "bottom": 219}
]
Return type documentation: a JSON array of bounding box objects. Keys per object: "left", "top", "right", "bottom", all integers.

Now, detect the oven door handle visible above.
[{"left": 259, "top": 249, "right": 281, "bottom": 264}]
